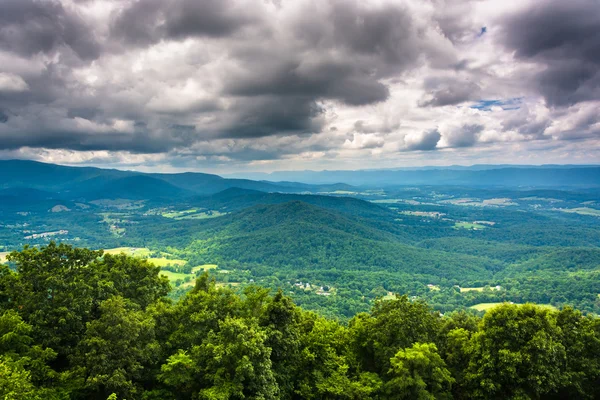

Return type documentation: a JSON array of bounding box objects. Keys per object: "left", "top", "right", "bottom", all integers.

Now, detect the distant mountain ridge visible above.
[
  {"left": 1, "top": 160, "right": 598, "bottom": 204},
  {"left": 226, "top": 165, "right": 600, "bottom": 187},
  {"left": 0, "top": 160, "right": 325, "bottom": 200}
]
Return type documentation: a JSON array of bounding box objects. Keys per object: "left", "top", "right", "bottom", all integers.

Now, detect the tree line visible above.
[{"left": 1, "top": 243, "right": 599, "bottom": 399}]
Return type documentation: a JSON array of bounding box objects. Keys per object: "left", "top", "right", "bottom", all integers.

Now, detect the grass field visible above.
[
  {"left": 558, "top": 207, "right": 600, "bottom": 217},
  {"left": 102, "top": 247, "right": 152, "bottom": 257},
  {"left": 161, "top": 209, "right": 199, "bottom": 218},
  {"left": 147, "top": 257, "right": 187, "bottom": 267},
  {"left": 191, "top": 264, "right": 218, "bottom": 273},
  {"left": 159, "top": 270, "right": 190, "bottom": 283},
  {"left": 162, "top": 209, "right": 225, "bottom": 220},
  {"left": 460, "top": 287, "right": 484, "bottom": 293},
  {"left": 454, "top": 222, "right": 487, "bottom": 230},
  {"left": 470, "top": 302, "right": 558, "bottom": 311},
  {"left": 179, "top": 211, "right": 226, "bottom": 220}
]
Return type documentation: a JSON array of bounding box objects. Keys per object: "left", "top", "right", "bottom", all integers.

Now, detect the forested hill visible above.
[
  {"left": 0, "top": 159, "right": 328, "bottom": 198},
  {"left": 1, "top": 243, "right": 599, "bottom": 400}
]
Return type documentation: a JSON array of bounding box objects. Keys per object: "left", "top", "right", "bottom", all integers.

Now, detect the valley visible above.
[{"left": 1, "top": 160, "right": 600, "bottom": 319}]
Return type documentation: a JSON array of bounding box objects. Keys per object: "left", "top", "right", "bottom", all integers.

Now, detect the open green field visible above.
[
  {"left": 454, "top": 222, "right": 487, "bottom": 230},
  {"left": 470, "top": 302, "right": 558, "bottom": 312},
  {"left": 147, "top": 257, "right": 187, "bottom": 267},
  {"left": 191, "top": 264, "right": 218, "bottom": 273},
  {"left": 558, "top": 207, "right": 600, "bottom": 217},
  {"left": 179, "top": 211, "right": 226, "bottom": 220},
  {"left": 161, "top": 209, "right": 199, "bottom": 218},
  {"left": 460, "top": 287, "right": 484, "bottom": 293},
  {"left": 102, "top": 247, "right": 152, "bottom": 257},
  {"left": 159, "top": 270, "right": 190, "bottom": 283},
  {"left": 162, "top": 209, "right": 226, "bottom": 220}
]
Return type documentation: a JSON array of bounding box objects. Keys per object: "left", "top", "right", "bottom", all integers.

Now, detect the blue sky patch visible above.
[{"left": 470, "top": 98, "right": 523, "bottom": 111}]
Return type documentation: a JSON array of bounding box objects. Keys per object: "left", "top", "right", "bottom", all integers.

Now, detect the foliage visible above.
[{"left": 1, "top": 244, "right": 600, "bottom": 399}]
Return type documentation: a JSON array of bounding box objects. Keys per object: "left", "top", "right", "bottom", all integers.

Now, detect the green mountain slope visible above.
[{"left": 144, "top": 201, "right": 501, "bottom": 281}]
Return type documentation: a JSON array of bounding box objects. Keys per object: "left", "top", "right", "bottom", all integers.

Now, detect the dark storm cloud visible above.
[
  {"left": 0, "top": 0, "right": 101, "bottom": 60},
  {"left": 221, "top": 96, "right": 326, "bottom": 138},
  {"left": 500, "top": 0, "right": 600, "bottom": 106},
  {"left": 3, "top": 0, "right": 597, "bottom": 166},
  {"left": 216, "top": 0, "right": 442, "bottom": 139},
  {"left": 418, "top": 76, "right": 480, "bottom": 107},
  {"left": 111, "top": 0, "right": 258, "bottom": 46},
  {"left": 226, "top": 60, "right": 390, "bottom": 106}
]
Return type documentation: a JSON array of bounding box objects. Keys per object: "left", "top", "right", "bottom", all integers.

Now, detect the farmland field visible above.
[
  {"left": 460, "top": 287, "right": 484, "bottom": 293},
  {"left": 191, "top": 264, "right": 218, "bottom": 273},
  {"left": 558, "top": 207, "right": 600, "bottom": 217},
  {"left": 102, "top": 247, "right": 152, "bottom": 257},
  {"left": 146, "top": 257, "right": 187, "bottom": 267},
  {"left": 159, "top": 270, "right": 191, "bottom": 283},
  {"left": 470, "top": 302, "right": 558, "bottom": 311},
  {"left": 454, "top": 222, "right": 488, "bottom": 230}
]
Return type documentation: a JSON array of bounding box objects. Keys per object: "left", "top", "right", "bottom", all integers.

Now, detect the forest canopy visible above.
[{"left": 1, "top": 243, "right": 599, "bottom": 399}]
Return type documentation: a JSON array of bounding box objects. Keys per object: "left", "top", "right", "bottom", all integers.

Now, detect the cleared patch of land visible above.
[
  {"left": 470, "top": 302, "right": 557, "bottom": 311},
  {"left": 460, "top": 286, "right": 501, "bottom": 293},
  {"left": 442, "top": 198, "right": 517, "bottom": 207},
  {"left": 460, "top": 287, "right": 484, "bottom": 293},
  {"left": 191, "top": 264, "right": 218, "bottom": 273},
  {"left": 454, "top": 222, "right": 488, "bottom": 230},
  {"left": 557, "top": 207, "right": 600, "bottom": 217},
  {"left": 381, "top": 292, "right": 396, "bottom": 300},
  {"left": 162, "top": 209, "right": 226, "bottom": 220},
  {"left": 372, "top": 199, "right": 421, "bottom": 205},
  {"left": 159, "top": 270, "right": 191, "bottom": 283},
  {"left": 519, "top": 197, "right": 561, "bottom": 202},
  {"left": 401, "top": 211, "right": 445, "bottom": 218},
  {"left": 161, "top": 209, "right": 200, "bottom": 218},
  {"left": 103, "top": 247, "right": 152, "bottom": 257},
  {"left": 90, "top": 199, "right": 145, "bottom": 210},
  {"left": 147, "top": 257, "right": 187, "bottom": 267}
]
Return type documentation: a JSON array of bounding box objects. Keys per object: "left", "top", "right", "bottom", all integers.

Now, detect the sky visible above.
[{"left": 0, "top": 0, "right": 599, "bottom": 173}]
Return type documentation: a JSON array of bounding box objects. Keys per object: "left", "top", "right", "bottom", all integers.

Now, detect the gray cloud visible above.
[
  {"left": 405, "top": 129, "right": 442, "bottom": 151},
  {"left": 500, "top": 0, "right": 600, "bottom": 107},
  {"left": 0, "top": 0, "right": 101, "bottom": 60},
  {"left": 111, "top": 0, "right": 258, "bottom": 47},
  {"left": 419, "top": 76, "right": 480, "bottom": 107},
  {"left": 0, "top": 0, "right": 598, "bottom": 168},
  {"left": 445, "top": 124, "right": 484, "bottom": 148}
]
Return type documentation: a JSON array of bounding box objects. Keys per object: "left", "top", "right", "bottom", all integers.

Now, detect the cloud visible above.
[
  {"left": 419, "top": 76, "right": 480, "bottom": 107},
  {"left": 443, "top": 124, "right": 484, "bottom": 148},
  {"left": 404, "top": 129, "right": 441, "bottom": 151},
  {"left": 110, "top": 0, "right": 260, "bottom": 47},
  {"left": 0, "top": 0, "right": 101, "bottom": 60},
  {"left": 0, "top": 0, "right": 598, "bottom": 171},
  {"left": 499, "top": 0, "right": 600, "bottom": 107},
  {"left": 0, "top": 73, "right": 29, "bottom": 92}
]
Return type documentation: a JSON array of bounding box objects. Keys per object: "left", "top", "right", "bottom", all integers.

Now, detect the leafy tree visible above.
[
  {"left": 349, "top": 295, "right": 440, "bottom": 375},
  {"left": 72, "top": 296, "right": 158, "bottom": 400},
  {"left": 383, "top": 342, "right": 453, "bottom": 400},
  {"left": 465, "top": 303, "right": 566, "bottom": 399},
  {"left": 161, "top": 317, "right": 278, "bottom": 399}
]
